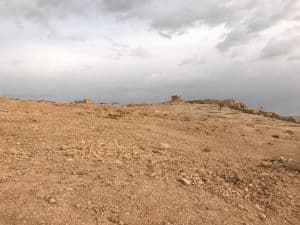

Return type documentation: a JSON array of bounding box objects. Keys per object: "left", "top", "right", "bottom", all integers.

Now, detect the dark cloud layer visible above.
[
  {"left": 1, "top": 0, "right": 299, "bottom": 50},
  {"left": 261, "top": 36, "right": 300, "bottom": 59}
]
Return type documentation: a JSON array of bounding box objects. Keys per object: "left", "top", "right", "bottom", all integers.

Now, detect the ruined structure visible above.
[
  {"left": 171, "top": 95, "right": 183, "bottom": 102},
  {"left": 186, "top": 98, "right": 299, "bottom": 124}
]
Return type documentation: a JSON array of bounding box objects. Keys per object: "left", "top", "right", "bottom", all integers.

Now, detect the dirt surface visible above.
[{"left": 0, "top": 97, "right": 299, "bottom": 225}]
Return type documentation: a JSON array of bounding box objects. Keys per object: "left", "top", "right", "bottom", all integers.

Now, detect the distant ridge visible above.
[
  {"left": 1, "top": 96, "right": 299, "bottom": 124},
  {"left": 186, "top": 98, "right": 299, "bottom": 124}
]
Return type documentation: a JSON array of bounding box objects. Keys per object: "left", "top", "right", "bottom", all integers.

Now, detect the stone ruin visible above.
[
  {"left": 186, "top": 98, "right": 299, "bottom": 124},
  {"left": 73, "top": 99, "right": 93, "bottom": 104},
  {"left": 171, "top": 95, "right": 183, "bottom": 102},
  {"left": 187, "top": 98, "right": 247, "bottom": 110}
]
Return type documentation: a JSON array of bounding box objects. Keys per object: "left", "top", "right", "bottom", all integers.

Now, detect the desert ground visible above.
[{"left": 0, "top": 97, "right": 299, "bottom": 225}]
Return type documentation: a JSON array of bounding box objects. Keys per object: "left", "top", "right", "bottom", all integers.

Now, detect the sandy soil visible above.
[{"left": 0, "top": 97, "right": 299, "bottom": 225}]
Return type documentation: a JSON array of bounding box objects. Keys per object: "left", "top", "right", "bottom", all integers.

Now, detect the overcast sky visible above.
[{"left": 0, "top": 0, "right": 299, "bottom": 115}]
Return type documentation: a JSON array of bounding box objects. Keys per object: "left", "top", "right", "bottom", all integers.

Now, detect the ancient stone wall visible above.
[{"left": 186, "top": 98, "right": 299, "bottom": 123}]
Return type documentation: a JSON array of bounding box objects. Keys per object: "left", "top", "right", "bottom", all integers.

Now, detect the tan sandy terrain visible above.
[{"left": 0, "top": 97, "right": 299, "bottom": 225}]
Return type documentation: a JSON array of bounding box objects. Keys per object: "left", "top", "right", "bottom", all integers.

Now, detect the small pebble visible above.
[
  {"left": 260, "top": 161, "right": 272, "bottom": 167},
  {"left": 160, "top": 143, "right": 171, "bottom": 150},
  {"left": 202, "top": 147, "right": 211, "bottom": 152},
  {"left": 259, "top": 213, "right": 267, "bottom": 221},
  {"left": 178, "top": 177, "right": 191, "bottom": 186},
  {"left": 48, "top": 198, "right": 56, "bottom": 204}
]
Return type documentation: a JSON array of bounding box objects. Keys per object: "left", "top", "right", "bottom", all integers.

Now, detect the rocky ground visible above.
[{"left": 0, "top": 97, "right": 299, "bottom": 225}]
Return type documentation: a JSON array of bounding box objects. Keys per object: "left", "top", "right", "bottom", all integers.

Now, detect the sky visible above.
[{"left": 0, "top": 0, "right": 300, "bottom": 115}]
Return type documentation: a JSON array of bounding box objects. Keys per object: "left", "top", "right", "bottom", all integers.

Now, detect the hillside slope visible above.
[{"left": 0, "top": 97, "right": 299, "bottom": 225}]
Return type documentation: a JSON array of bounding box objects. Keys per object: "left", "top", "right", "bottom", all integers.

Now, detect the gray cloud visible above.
[
  {"left": 158, "top": 31, "right": 185, "bottom": 39},
  {"left": 178, "top": 56, "right": 206, "bottom": 66},
  {"left": 158, "top": 31, "right": 172, "bottom": 39},
  {"left": 97, "top": 0, "right": 298, "bottom": 51},
  {"left": 0, "top": 58, "right": 22, "bottom": 66},
  {"left": 216, "top": 0, "right": 298, "bottom": 51},
  {"left": 261, "top": 36, "right": 300, "bottom": 59},
  {"left": 130, "top": 47, "right": 150, "bottom": 58},
  {"left": 288, "top": 55, "right": 300, "bottom": 61},
  {"left": 217, "top": 28, "right": 259, "bottom": 51},
  {"left": 1, "top": 0, "right": 298, "bottom": 50},
  {"left": 46, "top": 30, "right": 87, "bottom": 42},
  {"left": 100, "top": 0, "right": 151, "bottom": 12},
  {"left": 104, "top": 38, "right": 150, "bottom": 59}
]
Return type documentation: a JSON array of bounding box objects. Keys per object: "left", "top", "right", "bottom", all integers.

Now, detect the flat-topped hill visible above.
[{"left": 0, "top": 97, "right": 299, "bottom": 225}]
